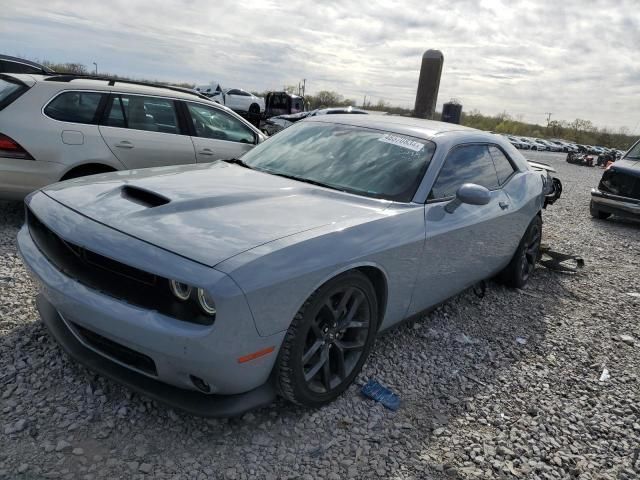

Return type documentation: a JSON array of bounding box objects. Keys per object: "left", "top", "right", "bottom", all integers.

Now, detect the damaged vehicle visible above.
[
  {"left": 261, "top": 106, "right": 368, "bottom": 135},
  {"left": 19, "top": 116, "right": 549, "bottom": 416},
  {"left": 590, "top": 139, "right": 640, "bottom": 220},
  {"left": 527, "top": 160, "right": 562, "bottom": 207}
]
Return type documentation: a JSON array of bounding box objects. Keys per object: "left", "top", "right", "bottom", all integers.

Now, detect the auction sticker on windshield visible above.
[{"left": 378, "top": 134, "right": 425, "bottom": 152}]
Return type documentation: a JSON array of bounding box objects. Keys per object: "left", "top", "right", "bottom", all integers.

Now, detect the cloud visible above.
[{"left": 1, "top": 0, "right": 638, "bottom": 130}]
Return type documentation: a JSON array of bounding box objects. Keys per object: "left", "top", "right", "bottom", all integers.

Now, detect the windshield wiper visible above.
[
  {"left": 268, "top": 171, "right": 346, "bottom": 192},
  {"left": 222, "top": 158, "right": 253, "bottom": 169}
]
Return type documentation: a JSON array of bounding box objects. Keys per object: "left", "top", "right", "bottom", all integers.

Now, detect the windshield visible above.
[
  {"left": 625, "top": 140, "right": 640, "bottom": 159},
  {"left": 240, "top": 121, "right": 436, "bottom": 202}
]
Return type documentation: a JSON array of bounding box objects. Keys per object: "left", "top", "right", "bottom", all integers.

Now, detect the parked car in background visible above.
[
  {"left": 0, "top": 73, "right": 264, "bottom": 200},
  {"left": 537, "top": 139, "right": 561, "bottom": 152},
  {"left": 585, "top": 145, "right": 602, "bottom": 155},
  {"left": 529, "top": 138, "right": 549, "bottom": 151},
  {"left": 264, "top": 91, "right": 305, "bottom": 118},
  {"left": 503, "top": 135, "right": 529, "bottom": 150},
  {"left": 518, "top": 137, "right": 537, "bottom": 150},
  {"left": 262, "top": 107, "right": 368, "bottom": 135},
  {"left": 209, "top": 88, "right": 265, "bottom": 116},
  {"left": 19, "top": 116, "right": 550, "bottom": 416},
  {"left": 590, "top": 138, "right": 640, "bottom": 220},
  {"left": 548, "top": 140, "right": 577, "bottom": 153},
  {"left": 0, "top": 54, "right": 54, "bottom": 75}
]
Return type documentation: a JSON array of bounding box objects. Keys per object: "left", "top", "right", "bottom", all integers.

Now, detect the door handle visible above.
[
  {"left": 116, "top": 141, "right": 134, "bottom": 149},
  {"left": 499, "top": 201, "right": 510, "bottom": 210},
  {"left": 199, "top": 148, "right": 214, "bottom": 156}
]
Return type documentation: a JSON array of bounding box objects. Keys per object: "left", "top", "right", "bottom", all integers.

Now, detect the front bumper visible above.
[
  {"left": 0, "top": 158, "right": 66, "bottom": 201},
  {"left": 591, "top": 189, "right": 640, "bottom": 219},
  {"left": 36, "top": 294, "right": 276, "bottom": 417},
  {"left": 18, "top": 192, "right": 285, "bottom": 415}
]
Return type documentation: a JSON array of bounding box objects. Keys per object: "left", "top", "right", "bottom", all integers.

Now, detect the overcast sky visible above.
[{"left": 2, "top": 0, "right": 638, "bottom": 131}]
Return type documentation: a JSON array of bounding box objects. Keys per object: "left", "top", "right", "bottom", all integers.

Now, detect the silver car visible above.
[
  {"left": 19, "top": 116, "right": 545, "bottom": 416},
  {"left": 0, "top": 73, "right": 265, "bottom": 200}
]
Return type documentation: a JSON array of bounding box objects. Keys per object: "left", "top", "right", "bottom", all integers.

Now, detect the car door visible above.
[
  {"left": 98, "top": 93, "right": 196, "bottom": 169},
  {"left": 408, "top": 144, "right": 514, "bottom": 314},
  {"left": 184, "top": 101, "right": 257, "bottom": 162},
  {"left": 224, "top": 89, "right": 250, "bottom": 112}
]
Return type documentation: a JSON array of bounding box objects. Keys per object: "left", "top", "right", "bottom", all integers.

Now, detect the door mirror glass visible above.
[{"left": 445, "top": 183, "right": 491, "bottom": 213}]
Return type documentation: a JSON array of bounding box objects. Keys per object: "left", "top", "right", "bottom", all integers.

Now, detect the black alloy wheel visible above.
[
  {"left": 519, "top": 217, "right": 542, "bottom": 284},
  {"left": 499, "top": 215, "right": 543, "bottom": 288},
  {"left": 276, "top": 271, "right": 378, "bottom": 407}
]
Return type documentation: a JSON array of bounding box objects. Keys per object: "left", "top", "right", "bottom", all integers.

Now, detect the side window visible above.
[
  {"left": 103, "top": 94, "right": 179, "bottom": 134},
  {"left": 44, "top": 91, "right": 104, "bottom": 124},
  {"left": 488, "top": 146, "right": 516, "bottom": 185},
  {"left": 186, "top": 103, "right": 255, "bottom": 144},
  {"left": 429, "top": 144, "right": 499, "bottom": 200},
  {"left": 226, "top": 89, "right": 240, "bottom": 95}
]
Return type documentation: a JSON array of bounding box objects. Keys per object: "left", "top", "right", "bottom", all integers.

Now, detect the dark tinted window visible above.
[
  {"left": 44, "top": 92, "right": 104, "bottom": 124},
  {"left": 0, "top": 78, "right": 28, "bottom": 110},
  {"left": 241, "top": 122, "right": 435, "bottom": 202},
  {"left": 488, "top": 146, "right": 516, "bottom": 185},
  {"left": 430, "top": 144, "right": 499, "bottom": 199},
  {"left": 0, "top": 60, "right": 42, "bottom": 74},
  {"left": 103, "top": 94, "right": 178, "bottom": 134}
]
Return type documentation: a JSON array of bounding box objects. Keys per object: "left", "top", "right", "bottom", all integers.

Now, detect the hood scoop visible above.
[{"left": 121, "top": 185, "right": 170, "bottom": 208}]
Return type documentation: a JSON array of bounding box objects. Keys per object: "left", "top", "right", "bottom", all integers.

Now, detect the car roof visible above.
[
  {"left": 306, "top": 114, "right": 478, "bottom": 141},
  {"left": 3, "top": 73, "right": 209, "bottom": 101},
  {"left": 318, "top": 107, "right": 368, "bottom": 114}
]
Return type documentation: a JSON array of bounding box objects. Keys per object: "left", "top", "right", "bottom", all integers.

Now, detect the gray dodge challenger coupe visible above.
[{"left": 19, "top": 115, "right": 548, "bottom": 416}]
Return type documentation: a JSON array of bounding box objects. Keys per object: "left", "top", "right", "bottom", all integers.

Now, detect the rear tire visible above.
[
  {"left": 590, "top": 200, "right": 611, "bottom": 220},
  {"left": 276, "top": 271, "right": 378, "bottom": 407},
  {"left": 499, "top": 215, "right": 542, "bottom": 288}
]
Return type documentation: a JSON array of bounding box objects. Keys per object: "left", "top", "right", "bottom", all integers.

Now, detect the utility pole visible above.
[
  {"left": 545, "top": 112, "right": 552, "bottom": 127},
  {"left": 93, "top": 62, "right": 98, "bottom": 75},
  {"left": 302, "top": 79, "right": 306, "bottom": 98}
]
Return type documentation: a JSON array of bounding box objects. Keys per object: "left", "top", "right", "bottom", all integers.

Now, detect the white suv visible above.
[{"left": 0, "top": 74, "right": 265, "bottom": 200}]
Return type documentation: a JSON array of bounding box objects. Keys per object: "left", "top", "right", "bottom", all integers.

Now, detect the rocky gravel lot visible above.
[{"left": 1, "top": 151, "right": 639, "bottom": 479}]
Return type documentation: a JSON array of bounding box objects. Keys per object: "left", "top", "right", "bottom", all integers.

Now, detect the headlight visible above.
[
  {"left": 197, "top": 288, "right": 217, "bottom": 316},
  {"left": 169, "top": 280, "right": 192, "bottom": 301}
]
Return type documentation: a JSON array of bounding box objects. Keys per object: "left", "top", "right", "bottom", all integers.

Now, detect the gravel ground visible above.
[{"left": 1, "top": 151, "right": 639, "bottom": 480}]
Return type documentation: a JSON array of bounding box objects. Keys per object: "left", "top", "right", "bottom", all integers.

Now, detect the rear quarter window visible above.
[
  {"left": 488, "top": 146, "right": 516, "bottom": 185},
  {"left": 0, "top": 78, "right": 28, "bottom": 110},
  {"left": 44, "top": 91, "right": 105, "bottom": 124}
]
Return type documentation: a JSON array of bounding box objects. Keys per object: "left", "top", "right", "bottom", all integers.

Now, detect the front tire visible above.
[
  {"left": 499, "top": 215, "right": 542, "bottom": 288},
  {"left": 276, "top": 271, "right": 378, "bottom": 407},
  {"left": 590, "top": 200, "right": 611, "bottom": 219}
]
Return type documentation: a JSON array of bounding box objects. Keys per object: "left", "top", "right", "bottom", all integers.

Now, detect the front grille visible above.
[
  {"left": 70, "top": 321, "right": 157, "bottom": 376},
  {"left": 27, "top": 209, "right": 212, "bottom": 325}
]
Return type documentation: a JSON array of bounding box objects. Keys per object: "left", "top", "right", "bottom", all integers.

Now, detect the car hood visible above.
[
  {"left": 42, "top": 162, "right": 390, "bottom": 267},
  {"left": 613, "top": 158, "right": 640, "bottom": 176}
]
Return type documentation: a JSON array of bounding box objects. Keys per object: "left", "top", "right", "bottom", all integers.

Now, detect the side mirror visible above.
[{"left": 445, "top": 183, "right": 491, "bottom": 213}]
